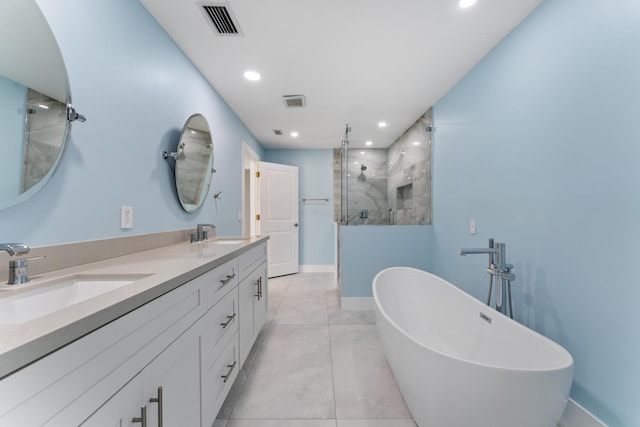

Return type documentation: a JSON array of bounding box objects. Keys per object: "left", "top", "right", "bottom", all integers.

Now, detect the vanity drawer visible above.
[
  {"left": 201, "top": 286, "right": 238, "bottom": 363},
  {"left": 238, "top": 242, "right": 267, "bottom": 280},
  {"left": 202, "top": 330, "right": 239, "bottom": 426},
  {"left": 205, "top": 258, "right": 239, "bottom": 307}
]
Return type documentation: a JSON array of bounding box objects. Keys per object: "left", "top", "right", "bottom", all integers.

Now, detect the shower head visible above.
[
  {"left": 425, "top": 125, "right": 433, "bottom": 132},
  {"left": 358, "top": 164, "right": 367, "bottom": 182}
]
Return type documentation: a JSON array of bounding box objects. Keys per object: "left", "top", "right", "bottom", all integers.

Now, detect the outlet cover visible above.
[{"left": 121, "top": 206, "right": 133, "bottom": 229}]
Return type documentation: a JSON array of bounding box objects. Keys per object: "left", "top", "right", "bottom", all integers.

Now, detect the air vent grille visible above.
[
  {"left": 282, "top": 95, "right": 306, "bottom": 108},
  {"left": 273, "top": 129, "right": 283, "bottom": 136},
  {"left": 201, "top": 2, "right": 243, "bottom": 36}
]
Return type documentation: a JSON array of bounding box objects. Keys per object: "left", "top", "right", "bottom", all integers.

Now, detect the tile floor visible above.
[{"left": 214, "top": 272, "right": 417, "bottom": 427}]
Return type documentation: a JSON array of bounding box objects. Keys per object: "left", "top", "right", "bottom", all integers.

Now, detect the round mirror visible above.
[
  {"left": 0, "top": 0, "right": 74, "bottom": 211},
  {"left": 174, "top": 114, "right": 214, "bottom": 213}
]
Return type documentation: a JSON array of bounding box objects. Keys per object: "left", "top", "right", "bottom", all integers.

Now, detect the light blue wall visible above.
[
  {"left": 0, "top": 0, "right": 264, "bottom": 246},
  {"left": 432, "top": 1, "right": 640, "bottom": 425},
  {"left": 264, "top": 149, "right": 334, "bottom": 266},
  {"left": 340, "top": 225, "right": 432, "bottom": 298}
]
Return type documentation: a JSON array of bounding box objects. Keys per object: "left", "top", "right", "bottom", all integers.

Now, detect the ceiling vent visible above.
[
  {"left": 282, "top": 95, "right": 306, "bottom": 109},
  {"left": 273, "top": 129, "right": 283, "bottom": 136},
  {"left": 200, "top": 2, "right": 243, "bottom": 36}
]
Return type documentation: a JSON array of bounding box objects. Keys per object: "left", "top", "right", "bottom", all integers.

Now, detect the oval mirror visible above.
[
  {"left": 0, "top": 0, "right": 79, "bottom": 211},
  {"left": 173, "top": 114, "right": 214, "bottom": 213}
]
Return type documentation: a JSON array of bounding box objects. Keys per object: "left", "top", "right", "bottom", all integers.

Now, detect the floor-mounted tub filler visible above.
[{"left": 373, "top": 267, "right": 573, "bottom": 427}]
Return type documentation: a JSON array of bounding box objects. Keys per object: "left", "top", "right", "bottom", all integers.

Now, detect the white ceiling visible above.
[{"left": 140, "top": 0, "right": 542, "bottom": 149}]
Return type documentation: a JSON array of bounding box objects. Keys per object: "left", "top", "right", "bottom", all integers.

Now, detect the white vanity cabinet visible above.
[
  {"left": 238, "top": 243, "right": 268, "bottom": 367},
  {"left": 82, "top": 324, "right": 201, "bottom": 427},
  {"left": 0, "top": 240, "right": 268, "bottom": 427}
]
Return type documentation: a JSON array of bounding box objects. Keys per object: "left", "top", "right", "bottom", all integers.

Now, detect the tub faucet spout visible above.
[
  {"left": 458, "top": 239, "right": 515, "bottom": 318},
  {"left": 458, "top": 247, "right": 498, "bottom": 256}
]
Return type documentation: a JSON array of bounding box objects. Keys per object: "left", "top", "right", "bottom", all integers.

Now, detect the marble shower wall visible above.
[
  {"left": 387, "top": 110, "right": 432, "bottom": 225},
  {"left": 334, "top": 109, "right": 432, "bottom": 226},
  {"left": 333, "top": 148, "right": 389, "bottom": 225}
]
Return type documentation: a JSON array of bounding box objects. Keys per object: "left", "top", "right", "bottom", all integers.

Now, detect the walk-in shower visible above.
[{"left": 334, "top": 109, "right": 433, "bottom": 226}]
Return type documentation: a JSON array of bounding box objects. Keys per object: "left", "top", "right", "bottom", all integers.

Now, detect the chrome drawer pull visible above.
[
  {"left": 220, "top": 272, "right": 236, "bottom": 285},
  {"left": 132, "top": 405, "right": 147, "bottom": 427},
  {"left": 149, "top": 386, "right": 163, "bottom": 427},
  {"left": 221, "top": 361, "right": 237, "bottom": 383},
  {"left": 255, "top": 276, "right": 263, "bottom": 300},
  {"left": 220, "top": 313, "right": 236, "bottom": 329}
]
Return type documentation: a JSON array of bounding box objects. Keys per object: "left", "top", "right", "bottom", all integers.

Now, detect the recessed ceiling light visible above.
[
  {"left": 243, "top": 70, "right": 261, "bottom": 81},
  {"left": 365, "top": 141, "right": 373, "bottom": 146},
  {"left": 290, "top": 131, "right": 299, "bottom": 137},
  {"left": 412, "top": 141, "right": 421, "bottom": 146},
  {"left": 378, "top": 121, "right": 387, "bottom": 128},
  {"left": 459, "top": 0, "right": 477, "bottom": 8}
]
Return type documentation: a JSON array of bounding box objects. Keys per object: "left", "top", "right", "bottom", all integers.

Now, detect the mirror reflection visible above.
[
  {"left": 173, "top": 114, "right": 214, "bottom": 213},
  {"left": 0, "top": 0, "right": 74, "bottom": 211}
]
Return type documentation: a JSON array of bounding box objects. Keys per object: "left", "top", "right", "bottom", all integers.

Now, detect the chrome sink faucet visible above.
[
  {"left": 459, "top": 239, "right": 516, "bottom": 318},
  {"left": 0, "top": 243, "right": 30, "bottom": 256},
  {"left": 1, "top": 243, "right": 33, "bottom": 285},
  {"left": 192, "top": 224, "right": 216, "bottom": 242}
]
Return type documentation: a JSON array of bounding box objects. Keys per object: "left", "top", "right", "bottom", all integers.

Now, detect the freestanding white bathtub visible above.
[{"left": 373, "top": 267, "right": 573, "bottom": 427}]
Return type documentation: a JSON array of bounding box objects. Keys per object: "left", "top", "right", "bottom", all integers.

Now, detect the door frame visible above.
[{"left": 241, "top": 142, "right": 260, "bottom": 236}]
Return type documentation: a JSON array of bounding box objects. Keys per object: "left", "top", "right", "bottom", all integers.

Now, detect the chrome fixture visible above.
[
  {"left": 8, "top": 256, "right": 44, "bottom": 284},
  {"left": 66, "top": 105, "right": 87, "bottom": 122},
  {"left": 459, "top": 238, "right": 516, "bottom": 318},
  {"left": 192, "top": 224, "right": 216, "bottom": 242},
  {"left": 0, "top": 243, "right": 30, "bottom": 256},
  {"left": 357, "top": 164, "right": 367, "bottom": 182},
  {"left": 1, "top": 243, "right": 39, "bottom": 285}
]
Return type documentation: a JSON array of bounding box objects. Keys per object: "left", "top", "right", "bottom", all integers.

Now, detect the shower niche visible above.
[{"left": 334, "top": 109, "right": 432, "bottom": 226}]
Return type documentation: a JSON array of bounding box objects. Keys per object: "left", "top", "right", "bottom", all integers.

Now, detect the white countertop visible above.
[{"left": 0, "top": 236, "right": 268, "bottom": 379}]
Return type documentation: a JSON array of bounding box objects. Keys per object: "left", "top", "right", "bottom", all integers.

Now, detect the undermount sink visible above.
[
  {"left": 212, "top": 240, "right": 246, "bottom": 245},
  {"left": 0, "top": 274, "right": 149, "bottom": 325}
]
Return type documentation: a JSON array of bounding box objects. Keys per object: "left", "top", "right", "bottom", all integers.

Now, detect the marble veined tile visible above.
[
  {"left": 330, "top": 325, "right": 411, "bottom": 419},
  {"left": 231, "top": 324, "right": 335, "bottom": 419}
]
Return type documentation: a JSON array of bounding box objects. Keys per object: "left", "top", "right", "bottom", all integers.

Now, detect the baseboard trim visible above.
[
  {"left": 300, "top": 265, "right": 335, "bottom": 273},
  {"left": 340, "top": 297, "right": 374, "bottom": 311},
  {"left": 558, "top": 399, "right": 607, "bottom": 427}
]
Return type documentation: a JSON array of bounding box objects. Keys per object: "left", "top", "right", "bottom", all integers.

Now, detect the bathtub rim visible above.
[{"left": 372, "top": 266, "right": 574, "bottom": 373}]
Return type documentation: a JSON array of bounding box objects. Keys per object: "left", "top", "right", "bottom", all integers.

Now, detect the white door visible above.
[{"left": 259, "top": 161, "right": 299, "bottom": 277}]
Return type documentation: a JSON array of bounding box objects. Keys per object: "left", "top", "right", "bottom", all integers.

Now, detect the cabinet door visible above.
[
  {"left": 238, "top": 261, "right": 268, "bottom": 367},
  {"left": 81, "top": 375, "right": 142, "bottom": 427},
  {"left": 238, "top": 272, "right": 258, "bottom": 364},
  {"left": 142, "top": 324, "right": 202, "bottom": 427},
  {"left": 253, "top": 262, "right": 268, "bottom": 333}
]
